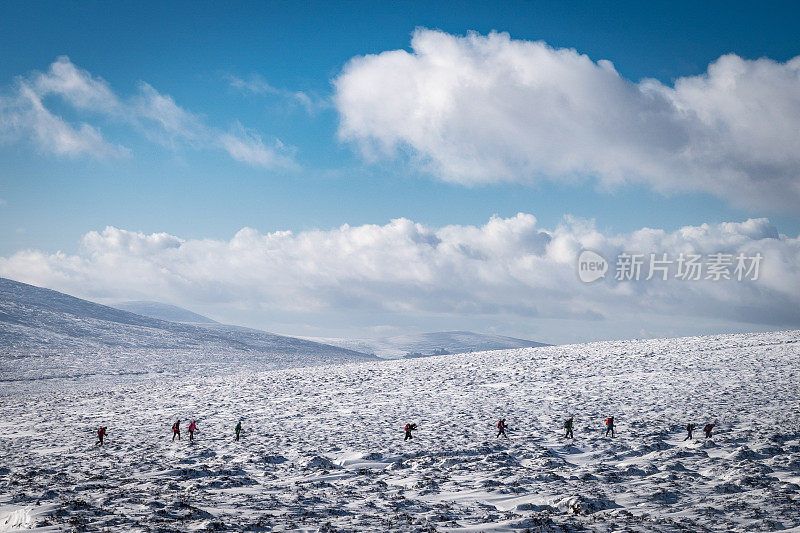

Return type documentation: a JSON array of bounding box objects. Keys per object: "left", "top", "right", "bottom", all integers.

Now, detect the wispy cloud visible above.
[
  {"left": 227, "top": 73, "right": 328, "bottom": 114},
  {"left": 31, "top": 56, "right": 121, "bottom": 114},
  {"left": 219, "top": 123, "right": 297, "bottom": 169},
  {"left": 131, "top": 82, "right": 207, "bottom": 148},
  {"left": 1, "top": 63, "right": 129, "bottom": 159},
  {"left": 0, "top": 56, "right": 296, "bottom": 169},
  {"left": 335, "top": 29, "right": 800, "bottom": 212}
]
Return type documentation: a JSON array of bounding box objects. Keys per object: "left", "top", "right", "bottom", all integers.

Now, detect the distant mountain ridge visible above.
[
  {"left": 305, "top": 330, "right": 550, "bottom": 358},
  {"left": 114, "top": 301, "right": 218, "bottom": 324},
  {"left": 0, "top": 277, "right": 375, "bottom": 381}
]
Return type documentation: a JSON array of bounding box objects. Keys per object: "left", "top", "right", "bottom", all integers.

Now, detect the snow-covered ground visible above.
[
  {"left": 0, "top": 277, "right": 374, "bottom": 384},
  {"left": 2, "top": 330, "right": 799, "bottom": 531}
]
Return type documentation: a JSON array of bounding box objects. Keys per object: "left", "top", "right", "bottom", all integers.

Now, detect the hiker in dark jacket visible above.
[
  {"left": 172, "top": 420, "right": 181, "bottom": 441},
  {"left": 564, "top": 417, "right": 574, "bottom": 439},
  {"left": 235, "top": 420, "right": 242, "bottom": 441},
  {"left": 684, "top": 423, "right": 696, "bottom": 441}
]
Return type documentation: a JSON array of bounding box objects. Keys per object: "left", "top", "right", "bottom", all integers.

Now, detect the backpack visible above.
[
  {"left": 605, "top": 418, "right": 612, "bottom": 426},
  {"left": 405, "top": 424, "right": 411, "bottom": 432},
  {"left": 173, "top": 423, "right": 179, "bottom": 432}
]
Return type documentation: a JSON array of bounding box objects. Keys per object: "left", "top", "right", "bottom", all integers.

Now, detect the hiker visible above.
[
  {"left": 564, "top": 417, "right": 574, "bottom": 439},
  {"left": 404, "top": 422, "right": 417, "bottom": 441},
  {"left": 703, "top": 423, "right": 715, "bottom": 439},
  {"left": 497, "top": 418, "right": 509, "bottom": 438},
  {"left": 188, "top": 420, "right": 198, "bottom": 442},
  {"left": 235, "top": 420, "right": 242, "bottom": 441},
  {"left": 172, "top": 420, "right": 181, "bottom": 441},
  {"left": 605, "top": 416, "right": 615, "bottom": 437},
  {"left": 684, "top": 423, "right": 696, "bottom": 441},
  {"left": 96, "top": 426, "right": 107, "bottom": 446}
]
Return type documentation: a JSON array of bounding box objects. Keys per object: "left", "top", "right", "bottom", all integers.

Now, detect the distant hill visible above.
[
  {"left": 0, "top": 277, "right": 375, "bottom": 382},
  {"left": 305, "top": 330, "right": 550, "bottom": 358},
  {"left": 114, "top": 301, "right": 218, "bottom": 324}
]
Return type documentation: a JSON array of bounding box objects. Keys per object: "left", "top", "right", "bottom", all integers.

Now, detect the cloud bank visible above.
[
  {"left": 1, "top": 215, "right": 798, "bottom": 337},
  {"left": 334, "top": 29, "right": 800, "bottom": 211},
  {"left": 0, "top": 57, "right": 295, "bottom": 168}
]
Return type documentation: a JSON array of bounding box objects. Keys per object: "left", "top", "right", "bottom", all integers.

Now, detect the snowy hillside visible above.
[
  {"left": 0, "top": 277, "right": 374, "bottom": 382},
  {"left": 1, "top": 329, "right": 799, "bottom": 531},
  {"left": 306, "top": 330, "right": 549, "bottom": 358},
  {"left": 113, "top": 301, "right": 218, "bottom": 324}
]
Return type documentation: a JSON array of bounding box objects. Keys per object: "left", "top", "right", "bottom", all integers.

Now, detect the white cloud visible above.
[
  {"left": 334, "top": 29, "right": 800, "bottom": 211},
  {"left": 0, "top": 67, "right": 129, "bottom": 159},
  {"left": 219, "top": 124, "right": 297, "bottom": 169},
  {"left": 132, "top": 82, "right": 206, "bottom": 146},
  {"left": 32, "top": 56, "right": 120, "bottom": 114},
  {"left": 227, "top": 73, "right": 327, "bottom": 114},
  {"left": 1, "top": 215, "right": 797, "bottom": 339},
  {"left": 0, "top": 57, "right": 295, "bottom": 168}
]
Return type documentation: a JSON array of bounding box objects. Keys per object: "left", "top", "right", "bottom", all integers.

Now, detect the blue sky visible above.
[
  {"left": 1, "top": 0, "right": 798, "bottom": 254},
  {"left": 1, "top": 1, "right": 799, "bottom": 343}
]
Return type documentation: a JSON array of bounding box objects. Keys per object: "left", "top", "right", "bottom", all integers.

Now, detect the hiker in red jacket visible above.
[
  {"left": 605, "top": 416, "right": 615, "bottom": 437},
  {"left": 404, "top": 423, "right": 417, "bottom": 441},
  {"left": 703, "top": 423, "right": 715, "bottom": 439},
  {"left": 172, "top": 420, "right": 181, "bottom": 441},
  {"left": 188, "top": 420, "right": 198, "bottom": 442},
  {"left": 496, "top": 418, "right": 508, "bottom": 439},
  {"left": 96, "top": 426, "right": 107, "bottom": 446}
]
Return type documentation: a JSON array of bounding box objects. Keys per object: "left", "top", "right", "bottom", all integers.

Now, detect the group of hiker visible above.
[
  {"left": 559, "top": 417, "right": 715, "bottom": 440},
  {"left": 96, "top": 419, "right": 202, "bottom": 446},
  {"left": 407, "top": 416, "right": 717, "bottom": 443},
  {"left": 574, "top": 417, "right": 714, "bottom": 440},
  {"left": 683, "top": 422, "right": 715, "bottom": 440},
  {"left": 170, "top": 419, "right": 199, "bottom": 442},
  {"left": 95, "top": 416, "right": 718, "bottom": 447}
]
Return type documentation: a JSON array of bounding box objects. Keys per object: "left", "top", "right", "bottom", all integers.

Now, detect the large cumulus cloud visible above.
[
  {"left": 1, "top": 215, "right": 798, "bottom": 337},
  {"left": 334, "top": 29, "right": 800, "bottom": 211}
]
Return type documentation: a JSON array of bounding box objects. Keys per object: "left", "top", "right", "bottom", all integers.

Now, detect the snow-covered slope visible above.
[
  {"left": 1, "top": 329, "right": 798, "bottom": 531},
  {"left": 113, "top": 300, "right": 218, "bottom": 324},
  {"left": 307, "top": 330, "right": 549, "bottom": 358},
  {"left": 0, "top": 277, "right": 375, "bottom": 382}
]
